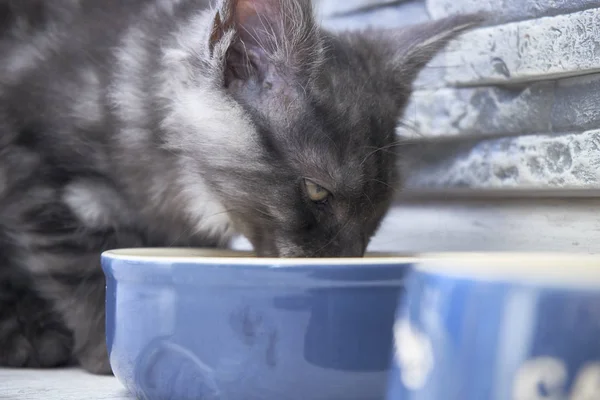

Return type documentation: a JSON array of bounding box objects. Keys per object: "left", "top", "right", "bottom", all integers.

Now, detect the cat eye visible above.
[{"left": 304, "top": 179, "right": 330, "bottom": 202}]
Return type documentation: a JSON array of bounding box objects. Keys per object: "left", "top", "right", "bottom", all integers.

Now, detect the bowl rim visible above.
[
  {"left": 101, "top": 248, "right": 417, "bottom": 266},
  {"left": 415, "top": 252, "right": 600, "bottom": 286},
  {"left": 101, "top": 249, "right": 600, "bottom": 284}
]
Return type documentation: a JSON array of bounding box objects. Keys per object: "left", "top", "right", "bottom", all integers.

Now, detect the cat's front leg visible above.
[
  {"left": 30, "top": 253, "right": 113, "bottom": 374},
  {"left": 66, "top": 274, "right": 112, "bottom": 375},
  {"left": 54, "top": 269, "right": 111, "bottom": 375},
  {"left": 27, "top": 178, "right": 145, "bottom": 374}
]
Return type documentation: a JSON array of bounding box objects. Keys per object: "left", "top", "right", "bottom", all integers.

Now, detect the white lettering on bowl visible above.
[
  {"left": 393, "top": 319, "right": 434, "bottom": 390},
  {"left": 513, "top": 357, "right": 600, "bottom": 400}
]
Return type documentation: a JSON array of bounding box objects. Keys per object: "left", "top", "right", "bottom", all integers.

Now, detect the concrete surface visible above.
[{"left": 0, "top": 368, "right": 131, "bottom": 400}]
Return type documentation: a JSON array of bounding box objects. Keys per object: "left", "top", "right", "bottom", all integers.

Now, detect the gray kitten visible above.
[{"left": 0, "top": 0, "right": 481, "bottom": 374}]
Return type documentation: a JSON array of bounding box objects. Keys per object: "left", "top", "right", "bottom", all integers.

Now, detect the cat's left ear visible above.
[
  {"left": 383, "top": 13, "right": 485, "bottom": 86},
  {"left": 210, "top": 0, "right": 322, "bottom": 86}
]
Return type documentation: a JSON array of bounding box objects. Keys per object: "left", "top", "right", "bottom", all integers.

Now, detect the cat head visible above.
[{"left": 162, "top": 0, "right": 482, "bottom": 257}]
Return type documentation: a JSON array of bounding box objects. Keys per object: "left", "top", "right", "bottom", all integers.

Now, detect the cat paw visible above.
[
  {"left": 0, "top": 320, "right": 73, "bottom": 368},
  {"left": 77, "top": 341, "right": 113, "bottom": 375}
]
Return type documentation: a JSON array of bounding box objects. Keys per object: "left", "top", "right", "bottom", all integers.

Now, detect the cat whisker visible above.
[
  {"left": 359, "top": 139, "right": 415, "bottom": 167},
  {"left": 363, "top": 192, "right": 376, "bottom": 213},
  {"left": 249, "top": 207, "right": 275, "bottom": 222},
  {"left": 366, "top": 178, "right": 398, "bottom": 192},
  {"left": 310, "top": 218, "right": 351, "bottom": 257},
  {"left": 396, "top": 120, "right": 423, "bottom": 138},
  {"left": 421, "top": 60, "right": 471, "bottom": 70},
  {"left": 205, "top": 206, "right": 275, "bottom": 224},
  {"left": 167, "top": 225, "right": 194, "bottom": 247}
]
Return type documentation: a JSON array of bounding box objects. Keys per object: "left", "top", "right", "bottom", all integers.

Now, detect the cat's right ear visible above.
[
  {"left": 208, "top": 1, "right": 235, "bottom": 57},
  {"left": 209, "top": 0, "right": 322, "bottom": 87}
]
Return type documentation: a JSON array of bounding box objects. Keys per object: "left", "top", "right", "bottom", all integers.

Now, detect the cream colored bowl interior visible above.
[
  {"left": 103, "top": 248, "right": 600, "bottom": 286},
  {"left": 102, "top": 247, "right": 416, "bottom": 265},
  {"left": 418, "top": 252, "right": 600, "bottom": 286}
]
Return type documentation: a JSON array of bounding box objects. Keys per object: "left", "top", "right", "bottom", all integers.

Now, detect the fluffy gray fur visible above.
[{"left": 0, "top": 0, "right": 481, "bottom": 374}]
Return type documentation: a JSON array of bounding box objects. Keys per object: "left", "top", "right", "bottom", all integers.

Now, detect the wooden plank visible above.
[
  {"left": 316, "top": 0, "right": 419, "bottom": 18},
  {"left": 428, "top": 0, "right": 600, "bottom": 25},
  {"left": 417, "top": 8, "right": 600, "bottom": 88},
  {"left": 402, "top": 73, "right": 600, "bottom": 138},
  {"left": 319, "top": 0, "right": 429, "bottom": 31},
  {"left": 400, "top": 130, "right": 600, "bottom": 191}
]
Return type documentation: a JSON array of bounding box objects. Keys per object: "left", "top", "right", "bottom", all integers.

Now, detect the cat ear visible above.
[
  {"left": 210, "top": 0, "right": 321, "bottom": 85},
  {"left": 386, "top": 14, "right": 485, "bottom": 83}
]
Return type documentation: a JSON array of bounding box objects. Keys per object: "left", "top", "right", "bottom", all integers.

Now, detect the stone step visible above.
[
  {"left": 417, "top": 8, "right": 600, "bottom": 88},
  {"left": 428, "top": 0, "right": 600, "bottom": 25},
  {"left": 402, "top": 73, "right": 600, "bottom": 138},
  {"left": 400, "top": 130, "right": 600, "bottom": 190},
  {"left": 319, "top": 0, "right": 429, "bottom": 32}
]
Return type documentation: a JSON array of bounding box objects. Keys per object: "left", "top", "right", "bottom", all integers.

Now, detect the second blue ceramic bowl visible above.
[
  {"left": 101, "top": 248, "right": 414, "bottom": 400},
  {"left": 387, "top": 253, "right": 600, "bottom": 400}
]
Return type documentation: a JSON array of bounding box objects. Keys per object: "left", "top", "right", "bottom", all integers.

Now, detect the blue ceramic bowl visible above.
[
  {"left": 387, "top": 253, "right": 600, "bottom": 400},
  {"left": 101, "top": 248, "right": 414, "bottom": 400}
]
